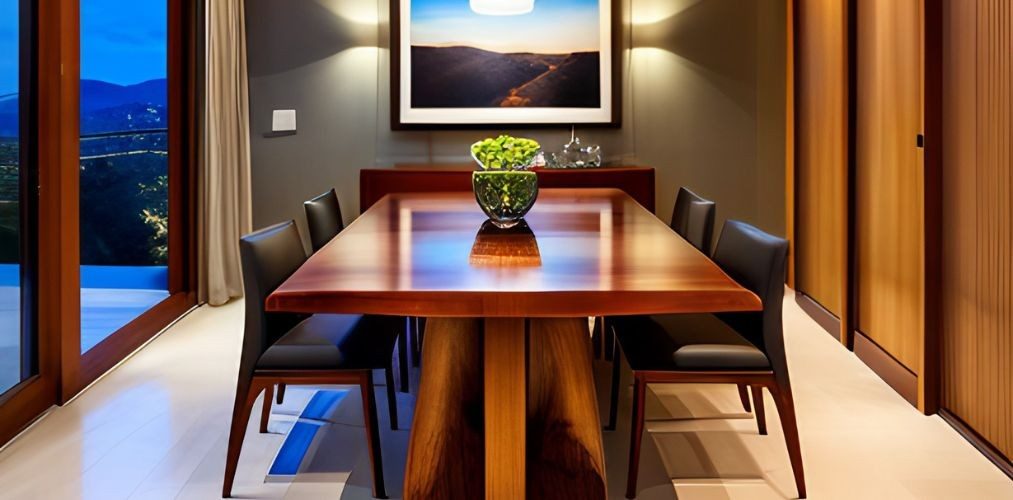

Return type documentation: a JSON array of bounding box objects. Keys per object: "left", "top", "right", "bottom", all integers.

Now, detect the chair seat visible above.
[
  {"left": 256, "top": 314, "right": 398, "bottom": 371},
  {"left": 612, "top": 314, "right": 769, "bottom": 371}
]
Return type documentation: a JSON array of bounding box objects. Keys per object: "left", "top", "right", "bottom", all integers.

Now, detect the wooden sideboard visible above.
[{"left": 359, "top": 164, "right": 655, "bottom": 213}]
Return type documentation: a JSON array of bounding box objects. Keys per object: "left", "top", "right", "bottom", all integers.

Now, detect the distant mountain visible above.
[
  {"left": 0, "top": 78, "right": 167, "bottom": 137},
  {"left": 80, "top": 79, "right": 167, "bottom": 113},
  {"left": 410, "top": 46, "right": 599, "bottom": 108}
]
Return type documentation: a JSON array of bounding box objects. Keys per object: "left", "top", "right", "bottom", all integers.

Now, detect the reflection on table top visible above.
[{"left": 267, "top": 189, "right": 760, "bottom": 317}]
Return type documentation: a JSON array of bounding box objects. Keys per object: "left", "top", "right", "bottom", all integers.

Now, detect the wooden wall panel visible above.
[
  {"left": 795, "top": 0, "right": 848, "bottom": 319},
  {"left": 855, "top": 0, "right": 925, "bottom": 373},
  {"left": 942, "top": 0, "right": 1013, "bottom": 464}
]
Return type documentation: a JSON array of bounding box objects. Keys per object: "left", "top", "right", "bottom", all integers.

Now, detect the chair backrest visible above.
[
  {"left": 238, "top": 221, "right": 308, "bottom": 382},
  {"left": 304, "top": 188, "right": 344, "bottom": 253},
  {"left": 671, "top": 187, "right": 716, "bottom": 253},
  {"left": 712, "top": 220, "right": 791, "bottom": 388}
]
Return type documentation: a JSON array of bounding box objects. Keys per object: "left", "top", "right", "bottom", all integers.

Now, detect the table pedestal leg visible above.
[
  {"left": 403, "top": 318, "right": 484, "bottom": 499},
  {"left": 483, "top": 317, "right": 527, "bottom": 500},
  {"left": 528, "top": 318, "right": 607, "bottom": 500},
  {"left": 404, "top": 317, "right": 606, "bottom": 500}
]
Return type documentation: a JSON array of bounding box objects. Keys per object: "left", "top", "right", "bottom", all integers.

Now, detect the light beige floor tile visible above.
[{"left": 0, "top": 290, "right": 1009, "bottom": 499}]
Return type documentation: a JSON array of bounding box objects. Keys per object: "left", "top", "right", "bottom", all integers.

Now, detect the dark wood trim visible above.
[
  {"left": 853, "top": 329, "right": 919, "bottom": 406},
  {"left": 359, "top": 165, "right": 656, "bottom": 213},
  {"left": 919, "top": 0, "right": 943, "bottom": 416},
  {"left": 49, "top": 0, "right": 83, "bottom": 406},
  {"left": 167, "top": 0, "right": 199, "bottom": 295},
  {"left": 938, "top": 409, "right": 1013, "bottom": 480},
  {"left": 795, "top": 292, "right": 841, "bottom": 339},
  {"left": 388, "top": 0, "right": 623, "bottom": 130},
  {"left": 786, "top": 0, "right": 796, "bottom": 288},
  {"left": 844, "top": 0, "right": 858, "bottom": 353}
]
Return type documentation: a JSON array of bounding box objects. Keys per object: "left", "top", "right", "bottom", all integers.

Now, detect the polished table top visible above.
[{"left": 266, "top": 188, "right": 760, "bottom": 317}]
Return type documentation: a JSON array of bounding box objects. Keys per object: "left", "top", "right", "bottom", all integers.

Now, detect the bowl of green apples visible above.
[{"left": 470, "top": 136, "right": 541, "bottom": 229}]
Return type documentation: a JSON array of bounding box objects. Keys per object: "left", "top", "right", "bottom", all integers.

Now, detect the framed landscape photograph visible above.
[{"left": 391, "top": 0, "right": 620, "bottom": 128}]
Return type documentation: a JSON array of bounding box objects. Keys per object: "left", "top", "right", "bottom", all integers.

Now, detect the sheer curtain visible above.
[{"left": 200, "top": 0, "right": 252, "bottom": 306}]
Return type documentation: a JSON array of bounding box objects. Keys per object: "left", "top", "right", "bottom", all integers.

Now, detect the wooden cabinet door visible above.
[{"left": 854, "top": 0, "right": 925, "bottom": 379}]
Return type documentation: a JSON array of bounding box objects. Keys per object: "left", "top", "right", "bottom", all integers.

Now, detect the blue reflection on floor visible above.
[
  {"left": 0, "top": 264, "right": 169, "bottom": 393},
  {"left": 268, "top": 389, "right": 350, "bottom": 477}
]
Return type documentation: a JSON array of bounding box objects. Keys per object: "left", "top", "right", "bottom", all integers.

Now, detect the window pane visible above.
[
  {"left": 0, "top": 0, "right": 21, "bottom": 392},
  {"left": 80, "top": 0, "right": 169, "bottom": 353}
]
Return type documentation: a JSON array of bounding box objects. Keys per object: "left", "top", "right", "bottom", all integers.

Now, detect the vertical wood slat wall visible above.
[
  {"left": 942, "top": 0, "right": 1013, "bottom": 464},
  {"left": 795, "top": 0, "right": 848, "bottom": 322}
]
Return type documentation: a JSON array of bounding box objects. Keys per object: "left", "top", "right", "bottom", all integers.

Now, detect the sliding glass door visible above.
[
  {"left": 79, "top": 0, "right": 170, "bottom": 353},
  {"left": 0, "top": 0, "right": 196, "bottom": 440},
  {"left": 0, "top": 0, "right": 31, "bottom": 395}
]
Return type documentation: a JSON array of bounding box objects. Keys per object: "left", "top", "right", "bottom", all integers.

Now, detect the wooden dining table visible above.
[{"left": 266, "top": 188, "right": 761, "bottom": 499}]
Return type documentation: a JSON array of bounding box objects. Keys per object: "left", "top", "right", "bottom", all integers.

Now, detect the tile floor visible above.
[{"left": 0, "top": 289, "right": 1009, "bottom": 499}]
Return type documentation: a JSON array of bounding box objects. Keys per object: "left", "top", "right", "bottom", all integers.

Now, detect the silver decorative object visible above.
[{"left": 548, "top": 127, "right": 603, "bottom": 168}]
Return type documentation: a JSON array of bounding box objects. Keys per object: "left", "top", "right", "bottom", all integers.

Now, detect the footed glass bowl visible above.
[{"left": 472, "top": 171, "right": 539, "bottom": 229}]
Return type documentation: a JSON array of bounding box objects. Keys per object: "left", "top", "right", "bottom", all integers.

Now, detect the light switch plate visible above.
[{"left": 272, "top": 109, "right": 297, "bottom": 132}]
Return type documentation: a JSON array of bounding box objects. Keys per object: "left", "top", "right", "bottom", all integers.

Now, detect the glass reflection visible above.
[{"left": 469, "top": 220, "right": 541, "bottom": 268}]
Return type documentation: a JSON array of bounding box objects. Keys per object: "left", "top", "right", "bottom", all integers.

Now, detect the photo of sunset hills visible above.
[{"left": 411, "top": 46, "right": 600, "bottom": 108}]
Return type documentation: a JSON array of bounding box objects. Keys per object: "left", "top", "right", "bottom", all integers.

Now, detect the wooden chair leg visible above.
[
  {"left": 398, "top": 320, "right": 410, "bottom": 394},
  {"left": 260, "top": 384, "right": 273, "bottom": 434},
  {"left": 223, "top": 381, "right": 261, "bottom": 498},
  {"left": 276, "top": 383, "right": 286, "bottom": 404},
  {"left": 751, "top": 385, "right": 767, "bottom": 435},
  {"left": 737, "top": 384, "right": 752, "bottom": 412},
  {"left": 605, "top": 337, "right": 621, "bottom": 431},
  {"left": 770, "top": 384, "right": 806, "bottom": 499},
  {"left": 360, "top": 373, "right": 388, "bottom": 499},
  {"left": 625, "top": 376, "right": 646, "bottom": 499},
  {"left": 384, "top": 365, "right": 399, "bottom": 430}
]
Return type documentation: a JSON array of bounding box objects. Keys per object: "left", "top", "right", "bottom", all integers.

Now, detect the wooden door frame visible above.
[
  {"left": 789, "top": 0, "right": 942, "bottom": 414},
  {"left": 57, "top": 0, "right": 200, "bottom": 401}
]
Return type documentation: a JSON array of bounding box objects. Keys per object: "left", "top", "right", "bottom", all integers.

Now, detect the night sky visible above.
[{"left": 0, "top": 0, "right": 166, "bottom": 94}]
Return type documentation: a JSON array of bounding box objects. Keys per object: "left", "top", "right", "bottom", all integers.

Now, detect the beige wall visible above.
[{"left": 245, "top": 0, "right": 786, "bottom": 242}]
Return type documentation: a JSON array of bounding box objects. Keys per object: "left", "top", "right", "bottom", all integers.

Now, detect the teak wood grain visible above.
[
  {"left": 266, "top": 189, "right": 761, "bottom": 318},
  {"left": 795, "top": 0, "right": 849, "bottom": 324},
  {"left": 855, "top": 0, "right": 926, "bottom": 379},
  {"left": 941, "top": 0, "right": 1013, "bottom": 469},
  {"left": 483, "top": 318, "right": 526, "bottom": 500}
]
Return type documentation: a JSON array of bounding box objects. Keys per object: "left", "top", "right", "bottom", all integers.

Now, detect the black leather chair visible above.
[
  {"left": 608, "top": 220, "right": 805, "bottom": 499},
  {"left": 670, "top": 186, "right": 716, "bottom": 253},
  {"left": 223, "top": 221, "right": 398, "bottom": 499},
  {"left": 669, "top": 187, "right": 756, "bottom": 413},
  {"left": 304, "top": 188, "right": 345, "bottom": 253},
  {"left": 304, "top": 188, "right": 418, "bottom": 394}
]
